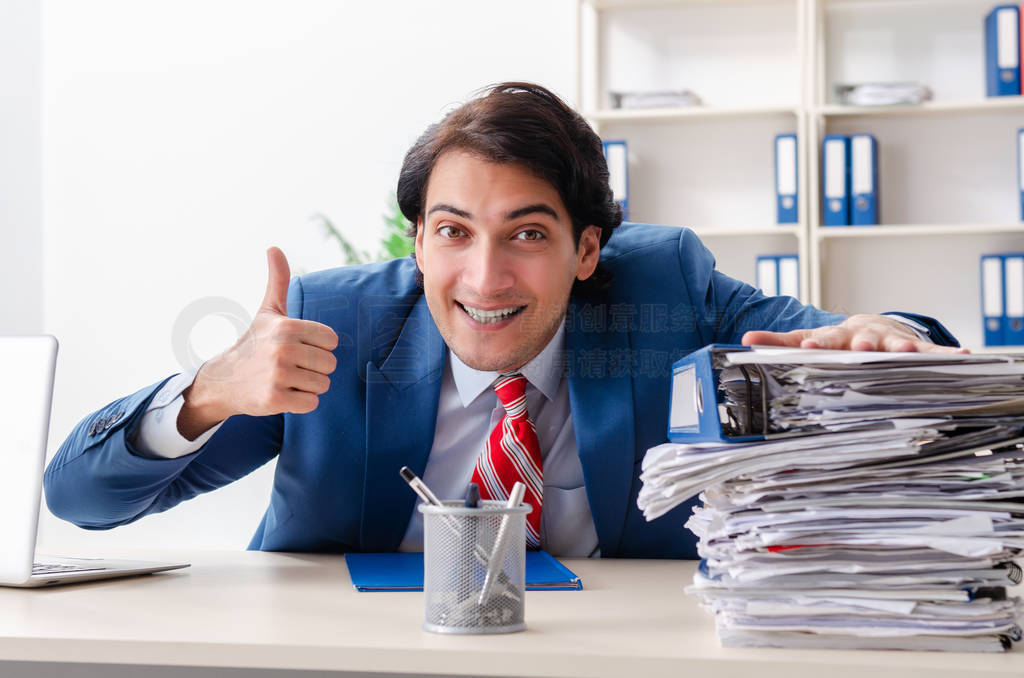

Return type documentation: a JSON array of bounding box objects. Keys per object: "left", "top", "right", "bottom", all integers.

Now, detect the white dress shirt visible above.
[{"left": 130, "top": 324, "right": 601, "bottom": 557}]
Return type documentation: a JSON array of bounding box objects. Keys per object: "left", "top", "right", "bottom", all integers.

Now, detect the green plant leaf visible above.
[
  {"left": 312, "top": 194, "right": 414, "bottom": 265},
  {"left": 312, "top": 212, "right": 370, "bottom": 265}
]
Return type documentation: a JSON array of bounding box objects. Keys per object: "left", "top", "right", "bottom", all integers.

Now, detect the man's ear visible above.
[
  {"left": 575, "top": 226, "right": 602, "bottom": 281},
  {"left": 414, "top": 217, "right": 425, "bottom": 273}
]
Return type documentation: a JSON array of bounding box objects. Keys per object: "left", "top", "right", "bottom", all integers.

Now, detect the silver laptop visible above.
[{"left": 0, "top": 335, "right": 189, "bottom": 587}]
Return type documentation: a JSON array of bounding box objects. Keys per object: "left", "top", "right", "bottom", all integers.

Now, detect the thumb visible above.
[{"left": 260, "top": 246, "right": 291, "bottom": 315}]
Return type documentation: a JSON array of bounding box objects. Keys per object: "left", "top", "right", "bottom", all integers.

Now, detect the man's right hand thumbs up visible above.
[
  {"left": 178, "top": 248, "right": 340, "bottom": 441},
  {"left": 260, "top": 246, "right": 292, "bottom": 317}
]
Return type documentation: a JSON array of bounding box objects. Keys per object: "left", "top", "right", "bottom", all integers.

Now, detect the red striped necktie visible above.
[{"left": 471, "top": 373, "right": 543, "bottom": 549}]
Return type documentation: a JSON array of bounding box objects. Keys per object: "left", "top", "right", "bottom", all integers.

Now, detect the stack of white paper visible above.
[
  {"left": 834, "top": 82, "right": 933, "bottom": 106},
  {"left": 639, "top": 347, "right": 1024, "bottom": 652},
  {"left": 608, "top": 89, "right": 702, "bottom": 109}
]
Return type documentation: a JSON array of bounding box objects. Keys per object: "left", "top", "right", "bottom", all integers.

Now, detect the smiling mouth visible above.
[{"left": 458, "top": 302, "right": 526, "bottom": 324}]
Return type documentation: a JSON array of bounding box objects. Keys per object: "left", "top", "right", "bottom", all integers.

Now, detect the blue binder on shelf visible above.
[
  {"left": 986, "top": 5, "right": 1021, "bottom": 97},
  {"left": 1018, "top": 129, "right": 1024, "bottom": 221},
  {"left": 981, "top": 254, "right": 1006, "bottom": 346},
  {"left": 850, "top": 133, "right": 878, "bottom": 226},
  {"left": 667, "top": 344, "right": 764, "bottom": 444},
  {"left": 602, "top": 139, "right": 629, "bottom": 218},
  {"left": 756, "top": 254, "right": 799, "bottom": 299},
  {"left": 774, "top": 133, "right": 798, "bottom": 224},
  {"left": 1004, "top": 254, "right": 1024, "bottom": 345},
  {"left": 822, "top": 134, "right": 850, "bottom": 226}
]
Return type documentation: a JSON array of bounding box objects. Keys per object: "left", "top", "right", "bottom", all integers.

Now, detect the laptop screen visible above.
[{"left": 0, "top": 335, "right": 57, "bottom": 583}]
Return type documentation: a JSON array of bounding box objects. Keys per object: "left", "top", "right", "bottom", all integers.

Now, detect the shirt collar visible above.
[{"left": 449, "top": 322, "right": 566, "bottom": 408}]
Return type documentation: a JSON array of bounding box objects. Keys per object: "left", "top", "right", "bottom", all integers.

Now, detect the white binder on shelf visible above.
[
  {"left": 850, "top": 134, "right": 878, "bottom": 226},
  {"left": 756, "top": 255, "right": 799, "bottom": 299},
  {"left": 774, "top": 133, "right": 797, "bottom": 224},
  {"left": 777, "top": 255, "right": 799, "bottom": 299},
  {"left": 756, "top": 256, "right": 778, "bottom": 297},
  {"left": 602, "top": 140, "right": 628, "bottom": 219}
]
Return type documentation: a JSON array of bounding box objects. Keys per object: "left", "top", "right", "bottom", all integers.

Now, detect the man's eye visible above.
[
  {"left": 516, "top": 229, "right": 545, "bottom": 241},
  {"left": 438, "top": 225, "right": 464, "bottom": 238}
]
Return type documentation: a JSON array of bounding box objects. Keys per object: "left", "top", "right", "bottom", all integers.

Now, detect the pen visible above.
[
  {"left": 478, "top": 481, "right": 526, "bottom": 606},
  {"left": 399, "top": 466, "right": 494, "bottom": 576},
  {"left": 464, "top": 482, "right": 481, "bottom": 508},
  {"left": 399, "top": 466, "right": 444, "bottom": 507},
  {"left": 400, "top": 466, "right": 473, "bottom": 546}
]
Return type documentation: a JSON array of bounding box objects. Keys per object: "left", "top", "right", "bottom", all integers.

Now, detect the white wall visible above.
[
  {"left": 0, "top": 0, "right": 42, "bottom": 334},
  {"left": 37, "top": 0, "right": 577, "bottom": 551}
]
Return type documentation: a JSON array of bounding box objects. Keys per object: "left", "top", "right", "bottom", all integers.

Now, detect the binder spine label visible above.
[
  {"left": 757, "top": 256, "right": 779, "bottom": 297},
  {"left": 998, "top": 7, "right": 1019, "bottom": 69}
]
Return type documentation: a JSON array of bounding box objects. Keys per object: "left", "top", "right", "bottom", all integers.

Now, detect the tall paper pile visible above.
[{"left": 639, "top": 347, "right": 1024, "bottom": 651}]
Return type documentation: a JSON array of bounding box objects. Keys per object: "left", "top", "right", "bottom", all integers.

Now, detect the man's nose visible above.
[{"left": 462, "top": 241, "right": 514, "bottom": 297}]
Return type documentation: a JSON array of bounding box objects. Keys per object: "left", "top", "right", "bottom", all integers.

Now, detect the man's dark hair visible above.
[{"left": 397, "top": 82, "right": 623, "bottom": 293}]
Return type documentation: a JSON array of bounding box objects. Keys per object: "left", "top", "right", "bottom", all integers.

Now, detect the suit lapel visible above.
[
  {"left": 360, "top": 294, "right": 445, "bottom": 552},
  {"left": 565, "top": 301, "right": 636, "bottom": 557}
]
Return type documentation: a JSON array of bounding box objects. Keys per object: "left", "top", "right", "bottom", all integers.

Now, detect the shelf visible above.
[
  {"left": 691, "top": 225, "right": 801, "bottom": 237},
  {"left": 822, "top": 0, "right": 998, "bottom": 10},
  {"left": 816, "top": 224, "right": 1024, "bottom": 238},
  {"left": 815, "top": 97, "right": 1024, "bottom": 118},
  {"left": 585, "top": 0, "right": 1016, "bottom": 345},
  {"left": 585, "top": 105, "right": 799, "bottom": 123},
  {"left": 585, "top": 0, "right": 786, "bottom": 8}
]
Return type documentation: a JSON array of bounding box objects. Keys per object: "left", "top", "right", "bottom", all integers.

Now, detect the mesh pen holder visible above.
[{"left": 419, "top": 500, "right": 532, "bottom": 634}]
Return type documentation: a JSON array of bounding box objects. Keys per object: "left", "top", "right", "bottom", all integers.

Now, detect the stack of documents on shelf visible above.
[
  {"left": 834, "top": 82, "right": 933, "bottom": 106},
  {"left": 608, "top": 89, "right": 702, "bottom": 109},
  {"left": 639, "top": 346, "right": 1024, "bottom": 652}
]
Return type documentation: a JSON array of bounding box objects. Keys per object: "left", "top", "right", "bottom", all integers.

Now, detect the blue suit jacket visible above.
[{"left": 43, "top": 224, "right": 957, "bottom": 558}]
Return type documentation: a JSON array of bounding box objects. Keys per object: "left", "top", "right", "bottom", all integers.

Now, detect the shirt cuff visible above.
[
  {"left": 886, "top": 313, "right": 932, "bottom": 342},
  {"left": 130, "top": 370, "right": 225, "bottom": 459}
]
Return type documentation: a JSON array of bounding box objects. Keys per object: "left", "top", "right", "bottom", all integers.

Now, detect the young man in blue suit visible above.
[{"left": 44, "top": 83, "right": 962, "bottom": 559}]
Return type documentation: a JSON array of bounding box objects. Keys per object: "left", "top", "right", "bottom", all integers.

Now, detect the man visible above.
[{"left": 44, "top": 83, "right": 961, "bottom": 559}]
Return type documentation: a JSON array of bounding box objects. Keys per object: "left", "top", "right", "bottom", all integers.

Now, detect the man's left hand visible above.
[{"left": 741, "top": 313, "right": 969, "bottom": 354}]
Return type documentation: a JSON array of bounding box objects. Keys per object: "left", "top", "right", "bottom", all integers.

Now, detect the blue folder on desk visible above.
[{"left": 345, "top": 550, "right": 582, "bottom": 592}]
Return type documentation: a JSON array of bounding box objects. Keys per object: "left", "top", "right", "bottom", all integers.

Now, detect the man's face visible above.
[{"left": 415, "top": 150, "right": 600, "bottom": 373}]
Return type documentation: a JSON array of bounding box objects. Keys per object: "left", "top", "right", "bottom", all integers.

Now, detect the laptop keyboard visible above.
[{"left": 32, "top": 562, "right": 108, "bottom": 575}]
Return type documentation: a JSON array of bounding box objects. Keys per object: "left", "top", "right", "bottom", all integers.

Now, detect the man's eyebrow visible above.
[
  {"left": 504, "top": 204, "right": 560, "bottom": 222},
  {"left": 426, "top": 204, "right": 472, "bottom": 219},
  {"left": 426, "top": 203, "right": 560, "bottom": 222}
]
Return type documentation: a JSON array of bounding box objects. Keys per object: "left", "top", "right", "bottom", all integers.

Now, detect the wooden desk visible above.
[{"left": 0, "top": 550, "right": 1020, "bottom": 677}]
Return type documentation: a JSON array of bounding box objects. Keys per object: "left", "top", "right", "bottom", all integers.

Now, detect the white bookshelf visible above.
[{"left": 578, "top": 0, "right": 1024, "bottom": 351}]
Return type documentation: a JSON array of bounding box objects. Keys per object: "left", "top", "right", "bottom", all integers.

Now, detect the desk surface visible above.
[{"left": 0, "top": 549, "right": 1021, "bottom": 677}]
